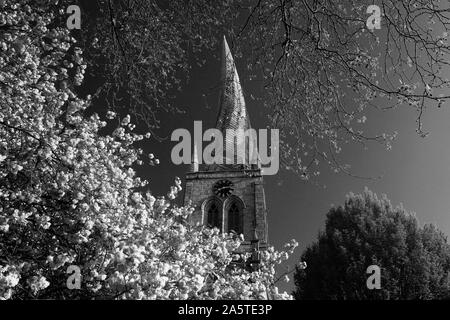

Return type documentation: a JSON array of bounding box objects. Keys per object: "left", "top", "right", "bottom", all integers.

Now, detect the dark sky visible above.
[{"left": 126, "top": 42, "right": 450, "bottom": 293}]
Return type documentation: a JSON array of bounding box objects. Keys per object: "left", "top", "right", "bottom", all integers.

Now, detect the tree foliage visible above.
[
  {"left": 293, "top": 189, "right": 450, "bottom": 300},
  {"left": 76, "top": 0, "right": 238, "bottom": 131},
  {"left": 234, "top": 0, "right": 450, "bottom": 178},
  {"left": 66, "top": 0, "right": 450, "bottom": 178},
  {"left": 0, "top": 0, "right": 299, "bottom": 300}
]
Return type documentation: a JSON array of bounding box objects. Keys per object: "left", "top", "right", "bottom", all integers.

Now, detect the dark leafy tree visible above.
[{"left": 293, "top": 189, "right": 450, "bottom": 300}]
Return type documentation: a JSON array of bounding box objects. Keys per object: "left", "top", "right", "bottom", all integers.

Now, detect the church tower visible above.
[{"left": 183, "top": 37, "right": 268, "bottom": 251}]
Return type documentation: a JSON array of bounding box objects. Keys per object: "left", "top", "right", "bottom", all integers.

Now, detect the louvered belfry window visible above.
[
  {"left": 228, "top": 202, "right": 242, "bottom": 234},
  {"left": 206, "top": 201, "right": 221, "bottom": 230}
]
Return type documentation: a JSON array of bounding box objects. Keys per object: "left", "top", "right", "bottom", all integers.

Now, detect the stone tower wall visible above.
[{"left": 184, "top": 169, "right": 268, "bottom": 244}]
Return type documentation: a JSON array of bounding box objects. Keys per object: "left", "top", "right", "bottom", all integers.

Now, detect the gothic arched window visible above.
[
  {"left": 228, "top": 202, "right": 243, "bottom": 235},
  {"left": 206, "top": 201, "right": 221, "bottom": 230}
]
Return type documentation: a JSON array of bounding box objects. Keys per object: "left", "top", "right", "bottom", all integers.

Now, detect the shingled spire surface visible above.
[
  {"left": 215, "top": 36, "right": 251, "bottom": 133},
  {"left": 212, "top": 36, "right": 257, "bottom": 169}
]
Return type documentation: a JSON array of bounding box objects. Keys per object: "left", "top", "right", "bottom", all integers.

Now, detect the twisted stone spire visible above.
[
  {"left": 214, "top": 36, "right": 257, "bottom": 168},
  {"left": 215, "top": 36, "right": 251, "bottom": 133}
]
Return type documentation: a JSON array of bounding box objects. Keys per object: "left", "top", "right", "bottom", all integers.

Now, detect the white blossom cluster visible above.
[{"left": 0, "top": 0, "right": 300, "bottom": 300}]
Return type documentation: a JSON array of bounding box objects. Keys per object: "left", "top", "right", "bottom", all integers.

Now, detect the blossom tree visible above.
[{"left": 0, "top": 0, "right": 301, "bottom": 300}]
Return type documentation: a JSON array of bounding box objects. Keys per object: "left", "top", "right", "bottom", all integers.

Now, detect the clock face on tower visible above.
[{"left": 213, "top": 180, "right": 234, "bottom": 198}]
